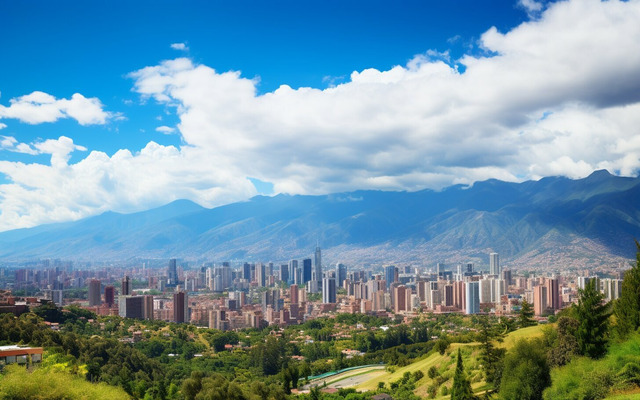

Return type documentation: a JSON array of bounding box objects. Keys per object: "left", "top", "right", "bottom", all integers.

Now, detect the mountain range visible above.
[{"left": 1, "top": 169, "right": 639, "bottom": 270}]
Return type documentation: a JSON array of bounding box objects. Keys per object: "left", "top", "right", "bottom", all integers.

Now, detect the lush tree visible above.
[
  {"left": 450, "top": 348, "right": 474, "bottom": 400},
  {"left": 547, "top": 316, "right": 579, "bottom": 368},
  {"left": 614, "top": 240, "right": 640, "bottom": 338},
  {"left": 573, "top": 279, "right": 609, "bottom": 358},
  {"left": 477, "top": 318, "right": 505, "bottom": 389},
  {"left": 518, "top": 299, "right": 536, "bottom": 328},
  {"left": 499, "top": 339, "right": 551, "bottom": 400}
]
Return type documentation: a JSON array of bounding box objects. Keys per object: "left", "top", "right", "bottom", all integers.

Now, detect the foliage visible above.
[
  {"left": 499, "top": 338, "right": 551, "bottom": 400},
  {"left": 477, "top": 317, "right": 505, "bottom": 390},
  {"left": 573, "top": 279, "right": 610, "bottom": 358},
  {"left": 450, "top": 348, "right": 474, "bottom": 400},
  {"left": 547, "top": 316, "right": 579, "bottom": 368},
  {"left": 0, "top": 364, "right": 130, "bottom": 399},
  {"left": 518, "top": 299, "right": 536, "bottom": 328},
  {"left": 613, "top": 240, "right": 640, "bottom": 338},
  {"left": 543, "top": 332, "right": 640, "bottom": 399}
]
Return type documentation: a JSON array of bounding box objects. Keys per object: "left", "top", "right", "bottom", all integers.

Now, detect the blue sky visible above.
[
  {"left": 1, "top": 0, "right": 640, "bottom": 231},
  {"left": 0, "top": 1, "right": 528, "bottom": 159}
]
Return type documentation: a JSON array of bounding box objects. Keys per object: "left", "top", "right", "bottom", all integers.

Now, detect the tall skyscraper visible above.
[
  {"left": 104, "top": 286, "right": 115, "bottom": 307},
  {"left": 534, "top": 285, "right": 548, "bottom": 316},
  {"left": 336, "top": 263, "right": 347, "bottom": 288},
  {"left": 302, "top": 258, "right": 312, "bottom": 284},
  {"left": 322, "top": 276, "right": 336, "bottom": 304},
  {"left": 256, "top": 263, "right": 266, "bottom": 287},
  {"left": 121, "top": 275, "right": 131, "bottom": 296},
  {"left": 546, "top": 278, "right": 560, "bottom": 310},
  {"left": 173, "top": 291, "right": 188, "bottom": 323},
  {"left": 279, "top": 264, "right": 289, "bottom": 283},
  {"left": 384, "top": 265, "right": 397, "bottom": 289},
  {"left": 88, "top": 279, "right": 101, "bottom": 306},
  {"left": 243, "top": 263, "right": 252, "bottom": 281},
  {"left": 314, "top": 245, "right": 322, "bottom": 288},
  {"left": 288, "top": 260, "right": 298, "bottom": 285},
  {"left": 168, "top": 259, "right": 178, "bottom": 286},
  {"left": 393, "top": 285, "right": 407, "bottom": 313},
  {"left": 465, "top": 281, "right": 480, "bottom": 314},
  {"left": 290, "top": 284, "right": 299, "bottom": 305},
  {"left": 490, "top": 253, "right": 500, "bottom": 276}
]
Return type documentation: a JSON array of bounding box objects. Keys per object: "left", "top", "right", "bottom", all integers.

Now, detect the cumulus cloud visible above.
[
  {"left": 1, "top": 0, "right": 640, "bottom": 231},
  {"left": 0, "top": 91, "right": 110, "bottom": 125},
  {"left": 155, "top": 125, "right": 176, "bottom": 134},
  {"left": 170, "top": 42, "right": 189, "bottom": 51}
]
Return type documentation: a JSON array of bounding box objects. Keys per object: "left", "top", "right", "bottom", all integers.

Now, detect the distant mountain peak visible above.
[{"left": 586, "top": 169, "right": 613, "bottom": 179}]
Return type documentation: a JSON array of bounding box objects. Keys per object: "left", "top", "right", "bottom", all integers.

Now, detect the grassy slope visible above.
[
  {"left": 0, "top": 364, "right": 130, "bottom": 400},
  {"left": 354, "top": 324, "right": 546, "bottom": 397}
]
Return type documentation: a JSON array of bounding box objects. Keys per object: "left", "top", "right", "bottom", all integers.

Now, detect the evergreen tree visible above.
[
  {"left": 450, "top": 348, "right": 474, "bottom": 400},
  {"left": 573, "top": 279, "right": 609, "bottom": 358},
  {"left": 614, "top": 240, "right": 640, "bottom": 338},
  {"left": 477, "top": 318, "right": 505, "bottom": 390},
  {"left": 518, "top": 299, "right": 536, "bottom": 328}
]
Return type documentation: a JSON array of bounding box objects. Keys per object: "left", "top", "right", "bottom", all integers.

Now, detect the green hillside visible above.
[
  {"left": 354, "top": 325, "right": 546, "bottom": 397},
  {"left": 0, "top": 364, "right": 130, "bottom": 400}
]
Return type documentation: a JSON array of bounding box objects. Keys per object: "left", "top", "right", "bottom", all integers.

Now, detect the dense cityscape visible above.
[{"left": 0, "top": 247, "right": 629, "bottom": 329}]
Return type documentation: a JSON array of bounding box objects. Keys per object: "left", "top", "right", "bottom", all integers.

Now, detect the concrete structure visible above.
[
  {"left": 465, "top": 281, "right": 480, "bottom": 314},
  {"left": 88, "top": 279, "right": 101, "bottom": 306}
]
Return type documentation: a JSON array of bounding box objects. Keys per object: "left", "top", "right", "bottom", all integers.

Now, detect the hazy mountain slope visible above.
[{"left": 0, "top": 170, "right": 638, "bottom": 267}]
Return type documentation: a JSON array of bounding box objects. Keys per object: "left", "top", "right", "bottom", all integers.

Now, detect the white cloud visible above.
[
  {"left": 155, "top": 125, "right": 175, "bottom": 134},
  {"left": 0, "top": 123, "right": 6, "bottom": 130},
  {"left": 519, "top": 0, "right": 544, "bottom": 17},
  {"left": 0, "top": 91, "right": 110, "bottom": 125},
  {"left": 1, "top": 0, "right": 640, "bottom": 231},
  {"left": 170, "top": 42, "right": 189, "bottom": 51}
]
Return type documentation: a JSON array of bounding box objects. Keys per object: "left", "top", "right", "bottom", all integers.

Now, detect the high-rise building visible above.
[
  {"left": 279, "top": 264, "right": 288, "bottom": 283},
  {"left": 89, "top": 279, "right": 101, "bottom": 306},
  {"left": 288, "top": 260, "right": 298, "bottom": 285},
  {"left": 546, "top": 277, "right": 560, "bottom": 310},
  {"left": 314, "top": 245, "right": 323, "bottom": 285},
  {"left": 393, "top": 285, "right": 407, "bottom": 313},
  {"left": 336, "top": 263, "right": 347, "bottom": 288},
  {"left": 479, "top": 279, "right": 492, "bottom": 304},
  {"left": 121, "top": 275, "right": 131, "bottom": 296},
  {"left": 465, "top": 281, "right": 480, "bottom": 314},
  {"left": 243, "top": 263, "right": 252, "bottom": 281},
  {"left": 302, "top": 259, "right": 312, "bottom": 283},
  {"left": 143, "top": 295, "right": 154, "bottom": 320},
  {"left": 119, "top": 296, "right": 145, "bottom": 319},
  {"left": 502, "top": 269, "right": 512, "bottom": 286},
  {"left": 290, "top": 284, "right": 299, "bottom": 305},
  {"left": 534, "top": 285, "right": 548, "bottom": 316},
  {"left": 168, "top": 258, "right": 178, "bottom": 286},
  {"left": 489, "top": 253, "right": 500, "bottom": 276},
  {"left": 256, "top": 263, "right": 266, "bottom": 287},
  {"left": 173, "top": 291, "right": 188, "bottom": 323},
  {"left": 322, "top": 276, "right": 336, "bottom": 304},
  {"left": 104, "top": 286, "right": 115, "bottom": 307},
  {"left": 384, "top": 265, "right": 397, "bottom": 290}
]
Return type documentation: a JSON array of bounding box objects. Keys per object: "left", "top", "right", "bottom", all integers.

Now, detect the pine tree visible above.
[
  {"left": 478, "top": 318, "right": 505, "bottom": 389},
  {"left": 518, "top": 299, "right": 536, "bottom": 328},
  {"left": 614, "top": 240, "right": 640, "bottom": 338},
  {"left": 573, "top": 279, "right": 609, "bottom": 358},
  {"left": 450, "top": 348, "right": 474, "bottom": 400}
]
